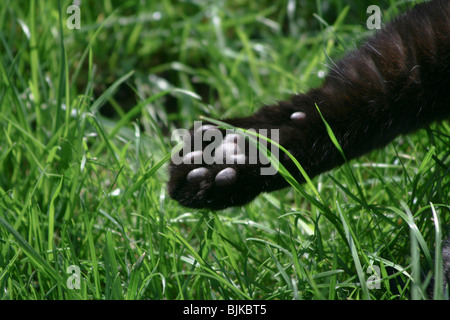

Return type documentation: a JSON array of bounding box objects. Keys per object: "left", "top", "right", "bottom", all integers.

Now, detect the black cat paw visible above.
[
  {"left": 167, "top": 105, "right": 313, "bottom": 210},
  {"left": 168, "top": 122, "right": 273, "bottom": 210}
]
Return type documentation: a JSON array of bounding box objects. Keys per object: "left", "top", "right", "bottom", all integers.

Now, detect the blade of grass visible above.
[
  {"left": 265, "top": 243, "right": 296, "bottom": 297},
  {"left": 82, "top": 211, "right": 101, "bottom": 299},
  {"left": 89, "top": 70, "right": 135, "bottom": 114},
  {"left": 47, "top": 176, "right": 64, "bottom": 263},
  {"left": 431, "top": 203, "right": 443, "bottom": 300},
  {"left": 314, "top": 103, "right": 367, "bottom": 202},
  {"left": 0, "top": 215, "right": 79, "bottom": 299},
  {"left": 337, "top": 202, "right": 370, "bottom": 300},
  {"left": 121, "top": 150, "right": 172, "bottom": 200},
  {"left": 410, "top": 214, "right": 422, "bottom": 300},
  {"left": 53, "top": 0, "right": 67, "bottom": 134},
  {"left": 165, "top": 226, "right": 252, "bottom": 299},
  {"left": 29, "top": 0, "right": 40, "bottom": 107},
  {"left": 389, "top": 202, "right": 432, "bottom": 268},
  {"left": 108, "top": 90, "right": 171, "bottom": 139},
  {"left": 0, "top": 113, "right": 45, "bottom": 151},
  {"left": 104, "top": 230, "right": 122, "bottom": 299},
  {"left": 125, "top": 252, "right": 146, "bottom": 300}
]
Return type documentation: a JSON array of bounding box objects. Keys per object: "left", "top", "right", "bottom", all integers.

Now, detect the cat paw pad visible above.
[
  {"left": 290, "top": 111, "right": 306, "bottom": 121},
  {"left": 214, "top": 167, "right": 237, "bottom": 186}
]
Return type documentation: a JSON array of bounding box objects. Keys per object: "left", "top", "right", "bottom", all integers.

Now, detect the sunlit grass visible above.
[{"left": 0, "top": 0, "right": 448, "bottom": 300}]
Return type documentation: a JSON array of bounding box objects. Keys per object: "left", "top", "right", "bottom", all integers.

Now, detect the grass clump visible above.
[{"left": 0, "top": 0, "right": 448, "bottom": 300}]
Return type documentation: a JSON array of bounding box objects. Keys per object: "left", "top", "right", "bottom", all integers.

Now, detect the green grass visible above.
[{"left": 0, "top": 0, "right": 449, "bottom": 300}]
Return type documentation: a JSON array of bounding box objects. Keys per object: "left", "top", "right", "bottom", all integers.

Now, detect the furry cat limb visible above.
[{"left": 168, "top": 0, "right": 450, "bottom": 210}]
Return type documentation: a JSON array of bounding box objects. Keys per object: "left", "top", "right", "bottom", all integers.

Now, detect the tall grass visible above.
[{"left": 0, "top": 0, "right": 448, "bottom": 300}]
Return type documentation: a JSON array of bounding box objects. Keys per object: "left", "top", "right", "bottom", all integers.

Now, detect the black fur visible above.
[{"left": 168, "top": 0, "right": 450, "bottom": 211}]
